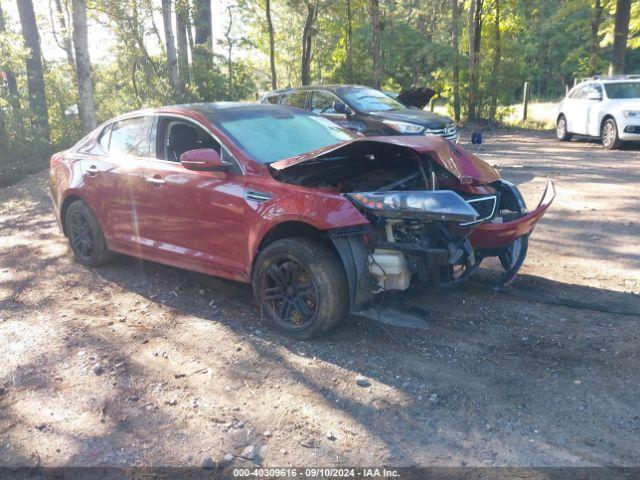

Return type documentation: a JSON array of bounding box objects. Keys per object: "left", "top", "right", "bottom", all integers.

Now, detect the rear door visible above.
[
  {"left": 281, "top": 90, "right": 309, "bottom": 110},
  {"left": 139, "top": 115, "right": 249, "bottom": 278},
  {"left": 79, "top": 116, "right": 152, "bottom": 247},
  {"left": 585, "top": 83, "right": 605, "bottom": 136},
  {"left": 565, "top": 84, "right": 589, "bottom": 134}
]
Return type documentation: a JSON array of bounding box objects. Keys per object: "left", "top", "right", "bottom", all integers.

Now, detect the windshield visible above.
[
  {"left": 604, "top": 82, "right": 640, "bottom": 99},
  {"left": 340, "top": 87, "right": 406, "bottom": 113},
  {"left": 211, "top": 107, "right": 354, "bottom": 164}
]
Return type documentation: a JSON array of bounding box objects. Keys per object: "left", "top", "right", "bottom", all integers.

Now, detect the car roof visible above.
[
  {"left": 263, "top": 85, "right": 372, "bottom": 96},
  {"left": 111, "top": 102, "right": 294, "bottom": 122}
]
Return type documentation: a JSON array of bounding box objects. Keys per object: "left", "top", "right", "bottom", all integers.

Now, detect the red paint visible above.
[
  {"left": 471, "top": 179, "right": 556, "bottom": 249},
  {"left": 49, "top": 105, "right": 553, "bottom": 287},
  {"left": 271, "top": 135, "right": 501, "bottom": 185}
]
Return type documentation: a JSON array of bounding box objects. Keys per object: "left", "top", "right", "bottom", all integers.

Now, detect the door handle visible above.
[
  {"left": 146, "top": 176, "right": 166, "bottom": 186},
  {"left": 86, "top": 165, "right": 99, "bottom": 176}
]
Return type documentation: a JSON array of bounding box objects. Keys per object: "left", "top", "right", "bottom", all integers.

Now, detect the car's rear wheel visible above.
[
  {"left": 65, "top": 200, "right": 112, "bottom": 267},
  {"left": 252, "top": 237, "right": 347, "bottom": 339},
  {"left": 601, "top": 118, "right": 621, "bottom": 150},
  {"left": 556, "top": 115, "right": 571, "bottom": 141}
]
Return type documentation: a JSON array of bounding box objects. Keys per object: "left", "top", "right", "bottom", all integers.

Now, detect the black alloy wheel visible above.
[{"left": 263, "top": 257, "right": 318, "bottom": 330}]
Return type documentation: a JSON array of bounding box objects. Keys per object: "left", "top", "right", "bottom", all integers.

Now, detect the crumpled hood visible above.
[{"left": 270, "top": 135, "right": 500, "bottom": 185}]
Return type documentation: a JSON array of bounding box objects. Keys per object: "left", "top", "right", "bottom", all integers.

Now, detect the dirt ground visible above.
[{"left": 0, "top": 130, "right": 639, "bottom": 469}]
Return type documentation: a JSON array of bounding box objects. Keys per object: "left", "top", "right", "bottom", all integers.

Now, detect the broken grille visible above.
[{"left": 460, "top": 195, "right": 498, "bottom": 226}]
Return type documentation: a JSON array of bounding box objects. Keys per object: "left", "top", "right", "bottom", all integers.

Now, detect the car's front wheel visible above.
[
  {"left": 65, "top": 200, "right": 112, "bottom": 267},
  {"left": 556, "top": 115, "right": 571, "bottom": 141},
  {"left": 252, "top": 237, "right": 348, "bottom": 339},
  {"left": 601, "top": 117, "right": 621, "bottom": 150}
]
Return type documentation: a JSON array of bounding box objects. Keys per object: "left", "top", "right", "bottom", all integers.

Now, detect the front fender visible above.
[
  {"left": 470, "top": 179, "right": 555, "bottom": 249},
  {"left": 247, "top": 188, "right": 369, "bottom": 265}
]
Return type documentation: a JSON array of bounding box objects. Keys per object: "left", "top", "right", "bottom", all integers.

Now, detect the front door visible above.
[{"left": 140, "top": 116, "right": 249, "bottom": 279}]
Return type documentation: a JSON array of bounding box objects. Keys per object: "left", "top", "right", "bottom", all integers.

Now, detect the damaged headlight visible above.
[
  {"left": 346, "top": 191, "right": 479, "bottom": 222},
  {"left": 382, "top": 120, "right": 425, "bottom": 134}
]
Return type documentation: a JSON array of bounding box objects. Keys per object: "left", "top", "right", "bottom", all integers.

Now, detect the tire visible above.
[
  {"left": 601, "top": 117, "right": 621, "bottom": 150},
  {"left": 556, "top": 115, "right": 571, "bottom": 141},
  {"left": 498, "top": 235, "right": 529, "bottom": 283},
  {"left": 65, "top": 200, "right": 112, "bottom": 267},
  {"left": 252, "top": 237, "right": 348, "bottom": 339}
]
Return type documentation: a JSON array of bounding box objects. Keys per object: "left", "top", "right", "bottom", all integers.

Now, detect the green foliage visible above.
[{"left": 1, "top": 0, "right": 640, "bottom": 187}]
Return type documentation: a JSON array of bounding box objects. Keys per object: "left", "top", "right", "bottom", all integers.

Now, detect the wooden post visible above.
[{"left": 522, "top": 82, "right": 530, "bottom": 122}]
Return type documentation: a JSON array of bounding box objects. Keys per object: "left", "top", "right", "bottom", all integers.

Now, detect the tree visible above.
[
  {"left": 609, "top": 0, "right": 631, "bottom": 74},
  {"left": 488, "top": 0, "right": 501, "bottom": 120},
  {"left": 192, "top": 0, "right": 214, "bottom": 96},
  {"left": 50, "top": 0, "right": 75, "bottom": 70},
  {"left": 467, "top": 0, "right": 483, "bottom": 121},
  {"left": 0, "top": 0, "right": 20, "bottom": 113},
  {"left": 346, "top": 0, "right": 353, "bottom": 83},
  {"left": 265, "top": 0, "right": 277, "bottom": 89},
  {"left": 301, "top": 0, "right": 318, "bottom": 85},
  {"left": 589, "top": 0, "right": 604, "bottom": 75},
  {"left": 451, "top": 0, "right": 460, "bottom": 122},
  {"left": 175, "top": 0, "right": 190, "bottom": 89},
  {"left": 370, "top": 0, "right": 381, "bottom": 88},
  {"left": 161, "top": 0, "right": 180, "bottom": 94},
  {"left": 72, "top": 0, "right": 96, "bottom": 132},
  {"left": 223, "top": 5, "right": 234, "bottom": 97},
  {"left": 17, "top": 0, "right": 51, "bottom": 142}
]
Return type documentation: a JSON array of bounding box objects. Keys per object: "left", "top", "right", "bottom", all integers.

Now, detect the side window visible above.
[
  {"left": 281, "top": 91, "right": 308, "bottom": 109},
  {"left": 109, "top": 116, "right": 152, "bottom": 157},
  {"left": 265, "top": 94, "right": 282, "bottom": 105},
  {"left": 572, "top": 85, "right": 589, "bottom": 99},
  {"left": 158, "top": 118, "right": 220, "bottom": 162},
  {"left": 310, "top": 91, "right": 338, "bottom": 114}
]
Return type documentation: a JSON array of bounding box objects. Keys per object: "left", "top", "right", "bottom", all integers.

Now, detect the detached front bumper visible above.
[{"left": 470, "top": 178, "right": 555, "bottom": 250}]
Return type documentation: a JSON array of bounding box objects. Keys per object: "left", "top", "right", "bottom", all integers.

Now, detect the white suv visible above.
[{"left": 557, "top": 76, "right": 640, "bottom": 149}]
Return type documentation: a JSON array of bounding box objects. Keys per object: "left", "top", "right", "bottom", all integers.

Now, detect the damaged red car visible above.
[{"left": 49, "top": 103, "right": 555, "bottom": 338}]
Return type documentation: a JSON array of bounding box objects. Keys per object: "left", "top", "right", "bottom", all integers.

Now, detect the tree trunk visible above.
[
  {"left": 265, "top": 0, "right": 277, "bottom": 89},
  {"left": 52, "top": 0, "right": 75, "bottom": 70},
  {"left": 72, "top": 0, "right": 96, "bottom": 133},
  {"left": 451, "top": 0, "right": 460, "bottom": 122},
  {"left": 609, "top": 0, "right": 631, "bottom": 75},
  {"left": 488, "top": 0, "right": 501, "bottom": 120},
  {"left": 346, "top": 0, "right": 353, "bottom": 83},
  {"left": 300, "top": 1, "right": 317, "bottom": 86},
  {"left": 161, "top": 0, "right": 180, "bottom": 94},
  {"left": 0, "top": 0, "right": 21, "bottom": 112},
  {"left": 467, "top": 0, "right": 483, "bottom": 121},
  {"left": 588, "top": 0, "right": 603, "bottom": 76},
  {"left": 370, "top": 0, "right": 382, "bottom": 89},
  {"left": 175, "top": 0, "right": 191, "bottom": 89},
  {"left": 17, "top": 0, "right": 51, "bottom": 142},
  {"left": 225, "top": 6, "right": 233, "bottom": 98},
  {"left": 192, "top": 0, "right": 213, "bottom": 95}
]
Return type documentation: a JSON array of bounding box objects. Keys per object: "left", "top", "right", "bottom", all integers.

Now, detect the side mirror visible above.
[
  {"left": 587, "top": 91, "right": 602, "bottom": 101},
  {"left": 333, "top": 101, "right": 352, "bottom": 116},
  {"left": 180, "top": 148, "right": 229, "bottom": 171}
]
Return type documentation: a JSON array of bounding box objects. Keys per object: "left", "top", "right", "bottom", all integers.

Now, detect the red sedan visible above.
[{"left": 49, "top": 103, "right": 554, "bottom": 338}]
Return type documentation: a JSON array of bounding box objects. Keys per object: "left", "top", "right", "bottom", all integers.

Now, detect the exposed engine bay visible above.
[{"left": 271, "top": 139, "right": 546, "bottom": 296}]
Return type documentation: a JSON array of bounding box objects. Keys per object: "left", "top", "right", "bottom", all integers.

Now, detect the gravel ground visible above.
[{"left": 0, "top": 130, "right": 638, "bottom": 469}]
